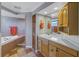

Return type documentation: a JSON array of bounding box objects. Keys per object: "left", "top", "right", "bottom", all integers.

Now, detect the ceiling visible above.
[
  {"left": 1, "top": 2, "right": 45, "bottom": 18},
  {"left": 38, "top": 2, "right": 67, "bottom": 18},
  {"left": 1, "top": 2, "right": 67, "bottom": 18},
  {"left": 1, "top": 9, "right": 25, "bottom": 18},
  {"left": 1, "top": 2, "right": 44, "bottom": 13}
]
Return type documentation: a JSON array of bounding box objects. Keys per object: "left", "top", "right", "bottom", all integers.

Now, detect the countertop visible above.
[
  {"left": 38, "top": 32, "right": 79, "bottom": 51},
  {"left": 0, "top": 35, "right": 25, "bottom": 46}
]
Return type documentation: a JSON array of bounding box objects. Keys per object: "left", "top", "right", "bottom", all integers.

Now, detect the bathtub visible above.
[{"left": 0, "top": 35, "right": 25, "bottom": 57}]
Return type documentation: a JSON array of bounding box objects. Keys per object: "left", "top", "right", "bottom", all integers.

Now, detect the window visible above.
[
  {"left": 51, "top": 19, "right": 58, "bottom": 32},
  {"left": 52, "top": 19, "right": 58, "bottom": 26}
]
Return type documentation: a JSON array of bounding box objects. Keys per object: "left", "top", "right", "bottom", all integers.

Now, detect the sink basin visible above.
[
  {"left": 39, "top": 34, "right": 53, "bottom": 38},
  {"left": 50, "top": 37, "right": 58, "bottom": 41}
]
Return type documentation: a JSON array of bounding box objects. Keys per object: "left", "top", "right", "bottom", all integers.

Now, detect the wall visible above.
[
  {"left": 78, "top": 3, "right": 79, "bottom": 35},
  {"left": 36, "top": 14, "right": 52, "bottom": 35},
  {"left": 0, "top": 3, "right": 1, "bottom": 57},
  {"left": 35, "top": 14, "right": 52, "bottom": 50},
  {"left": 68, "top": 3, "right": 78, "bottom": 35},
  {"left": 24, "top": 14, "right": 52, "bottom": 49},
  {"left": 0, "top": 2, "right": 1, "bottom": 33},
  {"left": 1, "top": 16, "right": 26, "bottom": 36},
  {"left": 25, "top": 12, "right": 32, "bottom": 47}
]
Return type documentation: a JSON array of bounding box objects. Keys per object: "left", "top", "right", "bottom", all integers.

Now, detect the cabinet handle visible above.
[
  {"left": 56, "top": 49, "right": 58, "bottom": 52},
  {"left": 51, "top": 49, "right": 53, "bottom": 51}
]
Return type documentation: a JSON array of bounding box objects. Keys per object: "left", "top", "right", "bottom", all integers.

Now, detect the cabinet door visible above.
[
  {"left": 32, "top": 15, "right": 36, "bottom": 50},
  {"left": 57, "top": 49, "right": 73, "bottom": 57},
  {"left": 58, "top": 10, "right": 63, "bottom": 27},
  {"left": 63, "top": 5, "right": 68, "bottom": 27},
  {"left": 37, "top": 38, "right": 41, "bottom": 52},
  {"left": 49, "top": 44, "right": 57, "bottom": 57},
  {"left": 41, "top": 39, "right": 48, "bottom": 56},
  {"left": 78, "top": 52, "right": 79, "bottom": 57},
  {"left": 32, "top": 35, "right": 35, "bottom": 50}
]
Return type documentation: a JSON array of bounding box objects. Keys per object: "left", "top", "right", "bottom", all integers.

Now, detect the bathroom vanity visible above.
[
  {"left": 37, "top": 33, "right": 79, "bottom": 57},
  {"left": 58, "top": 3, "right": 78, "bottom": 35},
  {"left": 1, "top": 35, "right": 25, "bottom": 57}
]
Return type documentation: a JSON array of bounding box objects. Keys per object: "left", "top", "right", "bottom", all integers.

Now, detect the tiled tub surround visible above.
[
  {"left": 0, "top": 35, "right": 25, "bottom": 57},
  {"left": 38, "top": 32, "right": 79, "bottom": 56}
]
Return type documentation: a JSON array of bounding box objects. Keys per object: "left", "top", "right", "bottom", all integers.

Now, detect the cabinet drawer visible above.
[
  {"left": 58, "top": 49, "right": 73, "bottom": 57},
  {"left": 49, "top": 41, "right": 77, "bottom": 56},
  {"left": 49, "top": 44, "right": 57, "bottom": 57},
  {"left": 42, "top": 39, "right": 48, "bottom": 44},
  {"left": 59, "top": 45, "right": 77, "bottom": 56}
]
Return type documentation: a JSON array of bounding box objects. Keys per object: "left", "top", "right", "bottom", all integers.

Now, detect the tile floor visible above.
[{"left": 5, "top": 47, "right": 43, "bottom": 57}]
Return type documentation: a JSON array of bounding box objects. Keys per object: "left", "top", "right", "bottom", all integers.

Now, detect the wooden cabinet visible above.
[
  {"left": 49, "top": 43, "right": 57, "bottom": 57},
  {"left": 58, "top": 10, "right": 63, "bottom": 27},
  {"left": 2, "top": 36, "right": 25, "bottom": 56},
  {"left": 78, "top": 52, "right": 79, "bottom": 56},
  {"left": 57, "top": 49, "right": 73, "bottom": 57},
  {"left": 38, "top": 37, "right": 78, "bottom": 57},
  {"left": 58, "top": 3, "right": 78, "bottom": 35},
  {"left": 41, "top": 39, "right": 49, "bottom": 56},
  {"left": 62, "top": 5, "right": 68, "bottom": 27},
  {"left": 78, "top": 3, "right": 79, "bottom": 35},
  {"left": 58, "top": 5, "right": 68, "bottom": 27},
  {"left": 59, "top": 45, "right": 78, "bottom": 56},
  {"left": 32, "top": 15, "right": 36, "bottom": 50},
  {"left": 68, "top": 2, "right": 78, "bottom": 35},
  {"left": 37, "top": 38, "right": 41, "bottom": 52},
  {"left": 49, "top": 40, "right": 78, "bottom": 57}
]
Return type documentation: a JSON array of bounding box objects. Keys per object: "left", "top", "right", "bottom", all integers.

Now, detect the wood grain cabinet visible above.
[
  {"left": 58, "top": 3, "right": 78, "bottom": 35},
  {"left": 58, "top": 10, "right": 63, "bottom": 27},
  {"left": 68, "top": 3, "right": 78, "bottom": 35},
  {"left": 49, "top": 40, "right": 78, "bottom": 57},
  {"left": 57, "top": 49, "right": 73, "bottom": 57},
  {"left": 58, "top": 5, "right": 68, "bottom": 27},
  {"left": 37, "top": 38, "right": 41, "bottom": 52},
  {"left": 41, "top": 39, "right": 49, "bottom": 57},
  {"left": 78, "top": 52, "right": 79, "bottom": 57},
  {"left": 32, "top": 15, "right": 36, "bottom": 50},
  {"left": 2, "top": 36, "right": 25, "bottom": 56},
  {"left": 49, "top": 44, "right": 57, "bottom": 57},
  {"left": 37, "top": 37, "right": 79, "bottom": 57},
  {"left": 62, "top": 5, "right": 68, "bottom": 27}
]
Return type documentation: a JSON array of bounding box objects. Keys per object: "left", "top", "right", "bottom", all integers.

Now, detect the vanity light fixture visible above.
[
  {"left": 54, "top": 7, "right": 58, "bottom": 10},
  {"left": 44, "top": 11, "right": 47, "bottom": 14}
]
